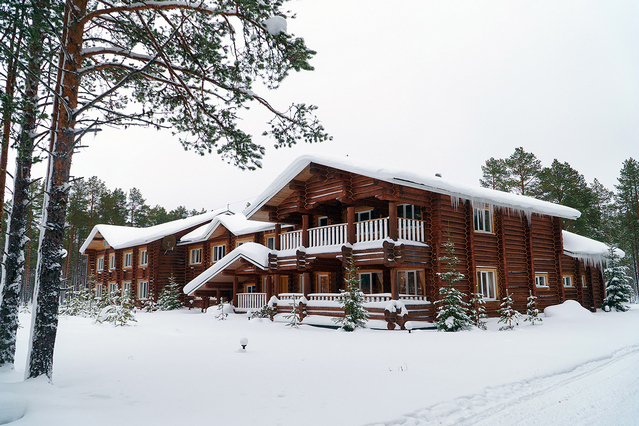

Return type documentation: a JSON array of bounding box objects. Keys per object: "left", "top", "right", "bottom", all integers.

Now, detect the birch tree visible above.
[{"left": 27, "top": 0, "right": 328, "bottom": 379}]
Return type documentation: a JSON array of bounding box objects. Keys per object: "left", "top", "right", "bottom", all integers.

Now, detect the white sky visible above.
[{"left": 57, "top": 0, "right": 638, "bottom": 213}]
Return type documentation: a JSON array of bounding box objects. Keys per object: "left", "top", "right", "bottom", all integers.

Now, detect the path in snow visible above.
[{"left": 379, "top": 345, "right": 639, "bottom": 426}]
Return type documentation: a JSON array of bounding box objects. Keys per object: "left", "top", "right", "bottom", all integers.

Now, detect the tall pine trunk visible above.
[{"left": 26, "top": 0, "right": 86, "bottom": 379}]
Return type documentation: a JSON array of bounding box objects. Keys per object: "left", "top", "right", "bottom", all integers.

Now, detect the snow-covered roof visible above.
[
  {"left": 183, "top": 243, "right": 271, "bottom": 295},
  {"left": 562, "top": 230, "right": 623, "bottom": 268},
  {"left": 80, "top": 208, "right": 230, "bottom": 253},
  {"left": 178, "top": 214, "right": 276, "bottom": 245},
  {"left": 243, "top": 155, "right": 581, "bottom": 222}
]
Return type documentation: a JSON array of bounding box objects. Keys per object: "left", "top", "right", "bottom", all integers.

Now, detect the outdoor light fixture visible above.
[{"left": 240, "top": 337, "right": 248, "bottom": 350}]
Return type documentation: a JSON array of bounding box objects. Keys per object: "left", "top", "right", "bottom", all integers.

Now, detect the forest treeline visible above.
[
  {"left": 8, "top": 177, "right": 206, "bottom": 303},
  {"left": 480, "top": 147, "right": 639, "bottom": 285}
]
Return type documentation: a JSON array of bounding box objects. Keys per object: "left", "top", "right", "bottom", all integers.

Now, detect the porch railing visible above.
[
  {"left": 356, "top": 217, "right": 389, "bottom": 243},
  {"left": 280, "top": 230, "right": 302, "bottom": 251},
  {"left": 308, "top": 223, "right": 347, "bottom": 247},
  {"left": 397, "top": 218, "right": 425, "bottom": 242},
  {"left": 237, "top": 292, "right": 267, "bottom": 310},
  {"left": 307, "top": 293, "right": 394, "bottom": 303}
]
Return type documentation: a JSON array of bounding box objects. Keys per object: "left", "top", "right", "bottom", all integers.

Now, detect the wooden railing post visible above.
[
  {"left": 274, "top": 224, "right": 281, "bottom": 250},
  {"left": 347, "top": 207, "right": 356, "bottom": 244},
  {"left": 390, "top": 268, "right": 399, "bottom": 299},
  {"left": 302, "top": 215, "right": 309, "bottom": 247},
  {"left": 389, "top": 202, "right": 398, "bottom": 240}
]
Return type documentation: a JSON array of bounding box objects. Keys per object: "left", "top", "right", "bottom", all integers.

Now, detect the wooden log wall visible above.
[{"left": 531, "top": 215, "right": 561, "bottom": 310}]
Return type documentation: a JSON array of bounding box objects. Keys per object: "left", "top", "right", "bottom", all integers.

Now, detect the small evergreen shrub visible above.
[{"left": 333, "top": 257, "right": 368, "bottom": 331}]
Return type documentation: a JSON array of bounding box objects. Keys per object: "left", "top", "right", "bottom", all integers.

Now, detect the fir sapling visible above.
[
  {"left": 285, "top": 297, "right": 302, "bottom": 328},
  {"left": 333, "top": 257, "right": 368, "bottom": 331},
  {"left": 524, "top": 291, "right": 542, "bottom": 325},
  {"left": 601, "top": 245, "right": 633, "bottom": 312},
  {"left": 435, "top": 235, "right": 471, "bottom": 332},
  {"left": 469, "top": 284, "right": 488, "bottom": 330},
  {"left": 498, "top": 289, "right": 521, "bottom": 331},
  {"left": 216, "top": 300, "right": 228, "bottom": 320},
  {"left": 158, "top": 274, "right": 183, "bottom": 311}
]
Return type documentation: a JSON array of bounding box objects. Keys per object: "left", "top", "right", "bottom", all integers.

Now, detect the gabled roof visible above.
[
  {"left": 562, "top": 230, "right": 623, "bottom": 268},
  {"left": 243, "top": 155, "right": 581, "bottom": 222},
  {"left": 178, "top": 214, "right": 276, "bottom": 245},
  {"left": 183, "top": 243, "right": 271, "bottom": 295},
  {"left": 80, "top": 208, "right": 230, "bottom": 253}
]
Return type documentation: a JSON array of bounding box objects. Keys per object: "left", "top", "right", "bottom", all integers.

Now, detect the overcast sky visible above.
[{"left": 59, "top": 0, "right": 639, "bottom": 213}]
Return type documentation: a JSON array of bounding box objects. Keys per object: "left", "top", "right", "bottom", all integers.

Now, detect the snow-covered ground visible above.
[{"left": 2, "top": 302, "right": 639, "bottom": 425}]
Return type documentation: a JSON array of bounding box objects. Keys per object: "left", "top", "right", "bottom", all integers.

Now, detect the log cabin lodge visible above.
[{"left": 80, "top": 156, "right": 615, "bottom": 329}]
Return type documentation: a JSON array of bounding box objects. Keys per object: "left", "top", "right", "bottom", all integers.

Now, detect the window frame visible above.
[
  {"left": 581, "top": 274, "right": 587, "bottom": 288},
  {"left": 97, "top": 256, "right": 104, "bottom": 271},
  {"left": 535, "top": 273, "right": 549, "bottom": 288},
  {"left": 357, "top": 271, "right": 383, "bottom": 294},
  {"left": 266, "top": 237, "right": 275, "bottom": 250},
  {"left": 476, "top": 268, "right": 498, "bottom": 300},
  {"left": 138, "top": 281, "right": 149, "bottom": 300},
  {"left": 317, "top": 273, "right": 330, "bottom": 293},
  {"left": 563, "top": 275, "right": 573, "bottom": 288},
  {"left": 122, "top": 281, "right": 132, "bottom": 296},
  {"left": 397, "top": 269, "right": 425, "bottom": 297},
  {"left": 473, "top": 204, "right": 493, "bottom": 233},
  {"left": 95, "top": 284, "right": 104, "bottom": 299},
  {"left": 139, "top": 249, "right": 148, "bottom": 266},
  {"left": 123, "top": 251, "right": 133, "bottom": 269},
  {"left": 190, "top": 247, "right": 202, "bottom": 265},
  {"left": 109, "top": 254, "right": 116, "bottom": 270},
  {"left": 212, "top": 244, "right": 226, "bottom": 262},
  {"left": 108, "top": 282, "right": 118, "bottom": 294},
  {"left": 397, "top": 204, "right": 422, "bottom": 220}
]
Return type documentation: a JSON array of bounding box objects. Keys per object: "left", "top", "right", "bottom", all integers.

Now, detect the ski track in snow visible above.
[{"left": 378, "top": 345, "right": 639, "bottom": 426}]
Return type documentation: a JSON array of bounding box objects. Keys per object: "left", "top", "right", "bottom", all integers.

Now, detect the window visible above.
[
  {"left": 109, "top": 254, "right": 116, "bottom": 270},
  {"left": 581, "top": 275, "right": 587, "bottom": 288},
  {"left": 355, "top": 210, "right": 373, "bottom": 222},
  {"left": 138, "top": 281, "right": 149, "bottom": 299},
  {"left": 122, "top": 282, "right": 132, "bottom": 296},
  {"left": 190, "top": 248, "right": 202, "bottom": 265},
  {"left": 123, "top": 252, "right": 133, "bottom": 268},
  {"left": 535, "top": 273, "right": 549, "bottom": 288},
  {"left": 108, "top": 282, "right": 118, "bottom": 294},
  {"left": 476, "top": 269, "right": 497, "bottom": 300},
  {"left": 317, "top": 274, "right": 329, "bottom": 293},
  {"left": 397, "top": 204, "right": 421, "bottom": 220},
  {"left": 358, "top": 271, "right": 383, "bottom": 294},
  {"left": 563, "top": 276, "right": 573, "bottom": 287},
  {"left": 246, "top": 285, "right": 256, "bottom": 293},
  {"left": 212, "top": 245, "right": 226, "bottom": 262},
  {"left": 317, "top": 216, "right": 328, "bottom": 227},
  {"left": 398, "top": 270, "right": 424, "bottom": 296},
  {"left": 473, "top": 205, "right": 492, "bottom": 233},
  {"left": 97, "top": 256, "right": 104, "bottom": 271},
  {"left": 95, "top": 284, "right": 104, "bottom": 298},
  {"left": 236, "top": 241, "right": 248, "bottom": 248},
  {"left": 139, "top": 249, "right": 148, "bottom": 266},
  {"left": 266, "top": 237, "right": 275, "bottom": 250}
]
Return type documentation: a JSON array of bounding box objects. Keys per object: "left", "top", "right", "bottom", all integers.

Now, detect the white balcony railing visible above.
[
  {"left": 308, "top": 223, "right": 347, "bottom": 247},
  {"left": 397, "top": 218, "right": 425, "bottom": 242},
  {"left": 237, "top": 293, "right": 267, "bottom": 310},
  {"left": 280, "top": 230, "right": 303, "bottom": 251},
  {"left": 356, "top": 217, "right": 389, "bottom": 243}
]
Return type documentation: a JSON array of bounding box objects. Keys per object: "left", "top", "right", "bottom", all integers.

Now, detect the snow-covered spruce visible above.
[
  {"left": 498, "top": 289, "right": 521, "bottom": 331},
  {"left": 285, "top": 297, "right": 302, "bottom": 328},
  {"left": 333, "top": 257, "right": 368, "bottom": 331},
  {"left": 601, "top": 244, "right": 633, "bottom": 312},
  {"left": 215, "top": 301, "right": 228, "bottom": 321},
  {"left": 158, "top": 274, "right": 183, "bottom": 311},
  {"left": 524, "top": 291, "right": 542, "bottom": 325},
  {"left": 95, "top": 289, "right": 136, "bottom": 327},
  {"left": 469, "top": 285, "right": 488, "bottom": 330},
  {"left": 435, "top": 237, "right": 472, "bottom": 332}
]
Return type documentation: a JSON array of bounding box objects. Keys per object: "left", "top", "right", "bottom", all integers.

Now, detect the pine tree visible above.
[
  {"left": 285, "top": 297, "right": 302, "bottom": 328},
  {"left": 480, "top": 157, "right": 510, "bottom": 191},
  {"left": 158, "top": 275, "right": 183, "bottom": 311},
  {"left": 524, "top": 291, "right": 542, "bottom": 325},
  {"left": 601, "top": 245, "right": 634, "bottom": 312},
  {"left": 215, "top": 300, "right": 228, "bottom": 321},
  {"left": 435, "top": 236, "right": 471, "bottom": 332},
  {"left": 95, "top": 289, "right": 137, "bottom": 326},
  {"left": 498, "top": 289, "right": 521, "bottom": 331},
  {"left": 333, "top": 257, "right": 368, "bottom": 331},
  {"left": 615, "top": 158, "right": 639, "bottom": 288},
  {"left": 505, "top": 147, "right": 542, "bottom": 196},
  {"left": 469, "top": 284, "right": 488, "bottom": 330}
]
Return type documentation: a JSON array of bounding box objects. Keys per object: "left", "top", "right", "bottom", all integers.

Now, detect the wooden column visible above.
[
  {"left": 232, "top": 275, "right": 238, "bottom": 306},
  {"left": 347, "top": 206, "right": 356, "bottom": 244},
  {"left": 274, "top": 274, "right": 281, "bottom": 296},
  {"left": 526, "top": 216, "right": 537, "bottom": 297},
  {"left": 389, "top": 202, "right": 398, "bottom": 240},
  {"left": 553, "top": 217, "right": 565, "bottom": 303},
  {"left": 496, "top": 209, "right": 509, "bottom": 295},
  {"left": 390, "top": 268, "right": 399, "bottom": 299},
  {"left": 216, "top": 288, "right": 221, "bottom": 304},
  {"left": 303, "top": 272, "right": 311, "bottom": 297},
  {"left": 302, "top": 214, "right": 309, "bottom": 247},
  {"left": 274, "top": 224, "right": 281, "bottom": 250},
  {"left": 266, "top": 275, "right": 272, "bottom": 301}
]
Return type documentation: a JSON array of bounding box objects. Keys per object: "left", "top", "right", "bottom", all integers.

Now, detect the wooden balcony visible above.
[
  {"left": 236, "top": 292, "right": 267, "bottom": 311},
  {"left": 279, "top": 217, "right": 425, "bottom": 251}
]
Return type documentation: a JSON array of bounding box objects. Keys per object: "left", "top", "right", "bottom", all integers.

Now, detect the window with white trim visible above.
[
  {"left": 355, "top": 210, "right": 373, "bottom": 222},
  {"left": 358, "top": 271, "right": 383, "bottom": 294},
  {"left": 212, "top": 245, "right": 225, "bottom": 262},
  {"left": 190, "top": 248, "right": 202, "bottom": 265},
  {"left": 476, "top": 269, "right": 497, "bottom": 300},
  {"left": 317, "top": 274, "right": 329, "bottom": 293},
  {"left": 138, "top": 281, "right": 149, "bottom": 299},
  {"left": 122, "top": 282, "right": 132, "bottom": 296},
  {"left": 109, "top": 254, "right": 116, "bottom": 270},
  {"left": 97, "top": 256, "right": 104, "bottom": 271},
  {"left": 563, "top": 276, "right": 573, "bottom": 287},
  {"left": 317, "top": 216, "right": 328, "bottom": 227},
  {"left": 246, "top": 285, "right": 256, "bottom": 293},
  {"left": 139, "top": 249, "right": 148, "bottom": 266},
  {"left": 266, "top": 237, "right": 275, "bottom": 250},
  {"left": 581, "top": 275, "right": 587, "bottom": 288},
  {"left": 398, "top": 270, "right": 424, "bottom": 296},
  {"left": 123, "top": 252, "right": 133, "bottom": 268},
  {"left": 108, "top": 282, "right": 118, "bottom": 294},
  {"left": 95, "top": 284, "right": 104, "bottom": 298},
  {"left": 473, "top": 205, "right": 492, "bottom": 233},
  {"left": 535, "top": 273, "right": 549, "bottom": 288},
  {"left": 397, "top": 204, "right": 421, "bottom": 220}
]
